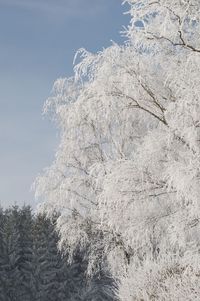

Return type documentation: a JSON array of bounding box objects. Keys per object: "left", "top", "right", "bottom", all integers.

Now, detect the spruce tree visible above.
[
  {"left": 3, "top": 206, "right": 23, "bottom": 301},
  {"left": 33, "top": 213, "right": 61, "bottom": 301},
  {"left": 17, "top": 206, "right": 34, "bottom": 301},
  {"left": 0, "top": 207, "right": 7, "bottom": 300},
  {"left": 83, "top": 269, "right": 117, "bottom": 301}
]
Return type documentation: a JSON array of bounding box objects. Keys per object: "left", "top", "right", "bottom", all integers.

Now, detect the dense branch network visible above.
[{"left": 35, "top": 1, "right": 200, "bottom": 300}]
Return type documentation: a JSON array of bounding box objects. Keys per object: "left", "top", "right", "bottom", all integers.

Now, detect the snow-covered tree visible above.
[{"left": 35, "top": 0, "right": 200, "bottom": 300}]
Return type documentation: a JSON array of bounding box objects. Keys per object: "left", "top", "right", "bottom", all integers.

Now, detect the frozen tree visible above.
[{"left": 35, "top": 0, "right": 200, "bottom": 300}]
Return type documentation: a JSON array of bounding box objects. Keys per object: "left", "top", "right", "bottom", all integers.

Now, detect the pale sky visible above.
[{"left": 0, "top": 0, "right": 129, "bottom": 207}]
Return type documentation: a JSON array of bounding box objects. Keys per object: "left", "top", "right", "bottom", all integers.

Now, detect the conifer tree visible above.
[
  {"left": 0, "top": 206, "right": 116, "bottom": 300},
  {"left": 3, "top": 206, "right": 23, "bottom": 301},
  {"left": 33, "top": 213, "right": 62, "bottom": 301},
  {"left": 83, "top": 269, "right": 117, "bottom": 301},
  {"left": 17, "top": 206, "right": 34, "bottom": 301},
  {"left": 0, "top": 207, "right": 7, "bottom": 300}
]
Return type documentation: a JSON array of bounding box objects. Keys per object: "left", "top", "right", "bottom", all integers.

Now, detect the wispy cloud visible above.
[{"left": 0, "top": 0, "right": 106, "bottom": 16}]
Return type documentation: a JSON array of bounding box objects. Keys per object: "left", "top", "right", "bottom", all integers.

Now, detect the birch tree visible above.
[{"left": 35, "top": 1, "right": 200, "bottom": 300}]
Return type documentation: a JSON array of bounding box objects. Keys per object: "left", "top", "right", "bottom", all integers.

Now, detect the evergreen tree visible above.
[
  {"left": 17, "top": 206, "right": 34, "bottom": 301},
  {"left": 3, "top": 206, "right": 23, "bottom": 301},
  {"left": 56, "top": 252, "right": 84, "bottom": 301},
  {"left": 0, "top": 206, "right": 116, "bottom": 300},
  {"left": 33, "top": 213, "right": 62, "bottom": 301},
  {"left": 83, "top": 270, "right": 117, "bottom": 301},
  {"left": 0, "top": 206, "right": 34, "bottom": 301},
  {"left": 0, "top": 207, "right": 7, "bottom": 300}
]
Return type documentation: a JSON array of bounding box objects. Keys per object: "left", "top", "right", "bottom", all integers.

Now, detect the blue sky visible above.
[{"left": 0, "top": 0, "right": 129, "bottom": 207}]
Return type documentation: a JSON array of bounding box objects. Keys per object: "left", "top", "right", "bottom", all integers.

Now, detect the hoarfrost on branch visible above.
[{"left": 35, "top": 1, "right": 200, "bottom": 300}]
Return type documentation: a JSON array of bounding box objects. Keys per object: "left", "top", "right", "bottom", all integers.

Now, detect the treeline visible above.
[{"left": 0, "top": 206, "right": 116, "bottom": 301}]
